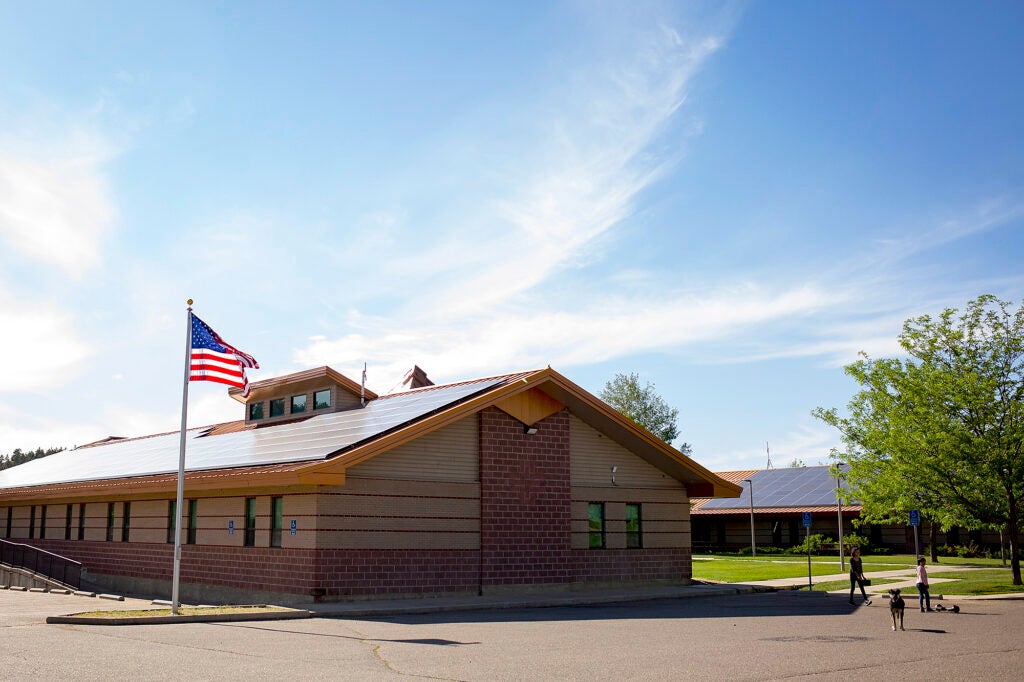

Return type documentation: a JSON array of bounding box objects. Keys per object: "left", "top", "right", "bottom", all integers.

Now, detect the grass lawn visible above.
[{"left": 693, "top": 553, "right": 1024, "bottom": 595}]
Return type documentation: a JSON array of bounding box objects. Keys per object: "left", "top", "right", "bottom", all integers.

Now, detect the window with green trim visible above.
[
  {"left": 249, "top": 402, "right": 264, "bottom": 420},
  {"left": 29, "top": 506, "right": 36, "bottom": 539},
  {"left": 291, "top": 394, "right": 307, "bottom": 414},
  {"left": 39, "top": 505, "right": 47, "bottom": 539},
  {"left": 65, "top": 504, "right": 73, "bottom": 540},
  {"left": 244, "top": 497, "right": 257, "bottom": 547},
  {"left": 269, "top": 398, "right": 285, "bottom": 417},
  {"left": 187, "top": 499, "right": 198, "bottom": 545},
  {"left": 78, "top": 503, "right": 86, "bottom": 541},
  {"left": 626, "top": 503, "right": 642, "bottom": 548},
  {"left": 7, "top": 506, "right": 14, "bottom": 538},
  {"left": 106, "top": 503, "right": 115, "bottom": 542},
  {"left": 588, "top": 503, "right": 605, "bottom": 549},
  {"left": 121, "top": 502, "right": 131, "bottom": 542},
  {"left": 167, "top": 500, "right": 177, "bottom": 544},
  {"left": 270, "top": 497, "right": 283, "bottom": 548}
]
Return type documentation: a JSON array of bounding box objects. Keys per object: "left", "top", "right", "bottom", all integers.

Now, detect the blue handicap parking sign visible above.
[
  {"left": 802, "top": 512, "right": 812, "bottom": 527},
  {"left": 909, "top": 509, "right": 920, "bottom": 527},
  {"left": 290, "top": 519, "right": 297, "bottom": 536}
]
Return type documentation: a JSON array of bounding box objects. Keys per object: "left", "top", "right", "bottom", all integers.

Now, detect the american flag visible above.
[{"left": 189, "top": 314, "right": 259, "bottom": 397}]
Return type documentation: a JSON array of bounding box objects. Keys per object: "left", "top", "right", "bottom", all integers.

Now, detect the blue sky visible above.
[{"left": 1, "top": 1, "right": 1022, "bottom": 471}]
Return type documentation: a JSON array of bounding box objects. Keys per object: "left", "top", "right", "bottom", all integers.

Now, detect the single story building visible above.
[
  {"left": 691, "top": 465, "right": 1002, "bottom": 554},
  {"left": 1, "top": 365, "right": 739, "bottom": 603}
]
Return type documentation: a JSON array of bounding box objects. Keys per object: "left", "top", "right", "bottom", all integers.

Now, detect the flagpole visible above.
[{"left": 172, "top": 300, "right": 194, "bottom": 614}]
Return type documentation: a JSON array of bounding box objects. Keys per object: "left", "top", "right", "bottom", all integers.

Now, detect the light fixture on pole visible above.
[{"left": 743, "top": 478, "right": 755, "bottom": 557}]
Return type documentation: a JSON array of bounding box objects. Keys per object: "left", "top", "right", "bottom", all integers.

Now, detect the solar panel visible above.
[
  {"left": 0, "top": 377, "right": 505, "bottom": 489},
  {"left": 699, "top": 465, "right": 854, "bottom": 509}
]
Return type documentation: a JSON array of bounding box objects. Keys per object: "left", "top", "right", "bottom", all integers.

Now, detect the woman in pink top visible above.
[{"left": 916, "top": 557, "right": 932, "bottom": 612}]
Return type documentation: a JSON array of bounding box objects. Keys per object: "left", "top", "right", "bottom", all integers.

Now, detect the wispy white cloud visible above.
[
  {"left": 0, "top": 133, "right": 117, "bottom": 277},
  {"left": 0, "top": 287, "right": 92, "bottom": 392}
]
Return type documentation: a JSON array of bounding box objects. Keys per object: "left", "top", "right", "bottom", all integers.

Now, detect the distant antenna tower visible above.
[{"left": 765, "top": 441, "right": 773, "bottom": 469}]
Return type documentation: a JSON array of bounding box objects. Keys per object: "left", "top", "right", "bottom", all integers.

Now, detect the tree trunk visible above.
[
  {"left": 929, "top": 522, "right": 938, "bottom": 563},
  {"left": 1009, "top": 493, "right": 1022, "bottom": 585}
]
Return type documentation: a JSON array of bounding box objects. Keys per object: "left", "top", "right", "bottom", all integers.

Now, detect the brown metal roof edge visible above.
[
  {"left": 294, "top": 367, "right": 742, "bottom": 498},
  {"left": 691, "top": 505, "right": 864, "bottom": 515},
  {"left": 229, "top": 365, "right": 379, "bottom": 404},
  {"left": 534, "top": 369, "right": 742, "bottom": 498}
]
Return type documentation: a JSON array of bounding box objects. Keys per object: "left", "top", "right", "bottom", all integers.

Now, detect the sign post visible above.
[
  {"left": 909, "top": 509, "right": 921, "bottom": 558},
  {"left": 803, "top": 512, "right": 813, "bottom": 590}
]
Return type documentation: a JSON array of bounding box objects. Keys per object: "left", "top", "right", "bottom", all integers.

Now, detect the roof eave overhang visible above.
[{"left": 294, "top": 368, "right": 742, "bottom": 498}]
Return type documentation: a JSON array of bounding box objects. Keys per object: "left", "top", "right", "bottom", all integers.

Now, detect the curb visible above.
[
  {"left": 309, "top": 585, "right": 778, "bottom": 619},
  {"left": 46, "top": 608, "right": 312, "bottom": 626}
]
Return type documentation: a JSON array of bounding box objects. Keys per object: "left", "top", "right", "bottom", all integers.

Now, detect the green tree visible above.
[
  {"left": 0, "top": 446, "right": 65, "bottom": 471},
  {"left": 600, "top": 372, "right": 691, "bottom": 455},
  {"left": 814, "top": 295, "right": 1024, "bottom": 584}
]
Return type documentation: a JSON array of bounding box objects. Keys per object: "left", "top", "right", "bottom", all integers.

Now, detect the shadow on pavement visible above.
[{"left": 342, "top": 591, "right": 871, "bottom": 626}]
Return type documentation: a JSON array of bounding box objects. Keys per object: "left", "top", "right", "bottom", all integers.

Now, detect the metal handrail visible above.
[{"left": 0, "top": 539, "right": 82, "bottom": 589}]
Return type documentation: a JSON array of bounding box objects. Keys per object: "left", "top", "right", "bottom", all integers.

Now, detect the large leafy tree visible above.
[
  {"left": 600, "top": 372, "right": 691, "bottom": 455},
  {"left": 815, "top": 295, "right": 1024, "bottom": 584}
]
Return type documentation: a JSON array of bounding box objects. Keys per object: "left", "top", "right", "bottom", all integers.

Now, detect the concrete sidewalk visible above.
[{"left": 738, "top": 565, "right": 1024, "bottom": 601}]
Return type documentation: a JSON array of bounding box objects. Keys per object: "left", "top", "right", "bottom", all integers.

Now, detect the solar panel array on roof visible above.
[
  {"left": 0, "top": 376, "right": 506, "bottom": 490},
  {"left": 699, "top": 465, "right": 854, "bottom": 509}
]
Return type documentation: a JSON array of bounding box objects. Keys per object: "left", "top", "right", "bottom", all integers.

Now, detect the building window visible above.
[
  {"left": 6, "top": 507, "right": 12, "bottom": 538},
  {"left": 588, "top": 503, "right": 605, "bottom": 549},
  {"left": 290, "top": 394, "right": 307, "bottom": 414},
  {"left": 187, "top": 499, "right": 198, "bottom": 545},
  {"left": 78, "top": 503, "right": 86, "bottom": 541},
  {"left": 270, "top": 497, "right": 283, "bottom": 548},
  {"left": 626, "top": 503, "right": 642, "bottom": 549},
  {"left": 39, "top": 505, "right": 47, "bottom": 539},
  {"left": 106, "top": 503, "right": 115, "bottom": 542},
  {"left": 249, "top": 402, "right": 264, "bottom": 420},
  {"left": 29, "top": 506, "right": 36, "bottom": 539},
  {"left": 65, "top": 504, "right": 73, "bottom": 540},
  {"left": 269, "top": 397, "right": 285, "bottom": 417},
  {"left": 314, "top": 389, "right": 330, "bottom": 410},
  {"left": 167, "top": 500, "right": 177, "bottom": 544},
  {"left": 121, "top": 502, "right": 131, "bottom": 542},
  {"left": 244, "top": 497, "right": 256, "bottom": 547}
]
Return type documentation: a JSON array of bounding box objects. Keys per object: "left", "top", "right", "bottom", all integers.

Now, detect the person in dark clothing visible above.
[{"left": 849, "top": 547, "right": 871, "bottom": 605}]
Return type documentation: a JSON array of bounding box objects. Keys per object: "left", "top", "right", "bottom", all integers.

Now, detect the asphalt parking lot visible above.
[{"left": 3, "top": 588, "right": 1024, "bottom": 680}]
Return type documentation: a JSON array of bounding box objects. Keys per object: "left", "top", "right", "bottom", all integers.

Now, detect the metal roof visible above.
[
  {"left": 0, "top": 376, "right": 504, "bottom": 490},
  {"left": 696, "top": 465, "right": 855, "bottom": 511}
]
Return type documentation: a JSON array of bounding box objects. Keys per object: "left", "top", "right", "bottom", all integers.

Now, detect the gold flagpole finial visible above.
[{"left": 187, "top": 298, "right": 193, "bottom": 306}]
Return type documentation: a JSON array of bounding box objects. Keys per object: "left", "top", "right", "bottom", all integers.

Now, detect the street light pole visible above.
[
  {"left": 836, "top": 465, "right": 845, "bottom": 572},
  {"left": 743, "top": 478, "right": 755, "bottom": 557}
]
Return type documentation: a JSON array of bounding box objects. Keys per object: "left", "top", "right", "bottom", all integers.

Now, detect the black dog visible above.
[{"left": 888, "top": 588, "right": 905, "bottom": 631}]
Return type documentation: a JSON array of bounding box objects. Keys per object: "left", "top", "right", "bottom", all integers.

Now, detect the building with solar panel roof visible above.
[
  {"left": 0, "top": 365, "right": 740, "bottom": 603},
  {"left": 690, "top": 465, "right": 999, "bottom": 554}
]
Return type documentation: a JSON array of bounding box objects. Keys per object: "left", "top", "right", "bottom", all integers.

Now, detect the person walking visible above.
[
  {"left": 848, "top": 547, "right": 871, "bottom": 605},
  {"left": 917, "top": 556, "right": 932, "bottom": 612}
]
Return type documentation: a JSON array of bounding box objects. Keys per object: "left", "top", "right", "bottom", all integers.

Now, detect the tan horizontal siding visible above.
[
  {"left": 315, "top": 478, "right": 480, "bottom": 550},
  {"left": 569, "top": 415, "right": 683, "bottom": 489},
  {"left": 570, "top": 499, "right": 690, "bottom": 550},
  {"left": 346, "top": 415, "right": 478, "bottom": 482}
]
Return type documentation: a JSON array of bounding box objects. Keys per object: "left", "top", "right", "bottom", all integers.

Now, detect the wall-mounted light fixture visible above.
[
  {"left": 524, "top": 425, "right": 539, "bottom": 435},
  {"left": 611, "top": 466, "right": 618, "bottom": 486}
]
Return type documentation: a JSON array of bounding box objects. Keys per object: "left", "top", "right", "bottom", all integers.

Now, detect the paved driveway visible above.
[{"left": 3, "top": 588, "right": 1023, "bottom": 680}]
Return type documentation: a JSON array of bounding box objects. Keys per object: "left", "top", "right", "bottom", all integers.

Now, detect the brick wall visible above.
[
  {"left": 479, "top": 407, "right": 572, "bottom": 587},
  {"left": 573, "top": 547, "right": 691, "bottom": 583},
  {"left": 314, "top": 549, "right": 479, "bottom": 597},
  {"left": 19, "top": 539, "right": 318, "bottom": 597}
]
